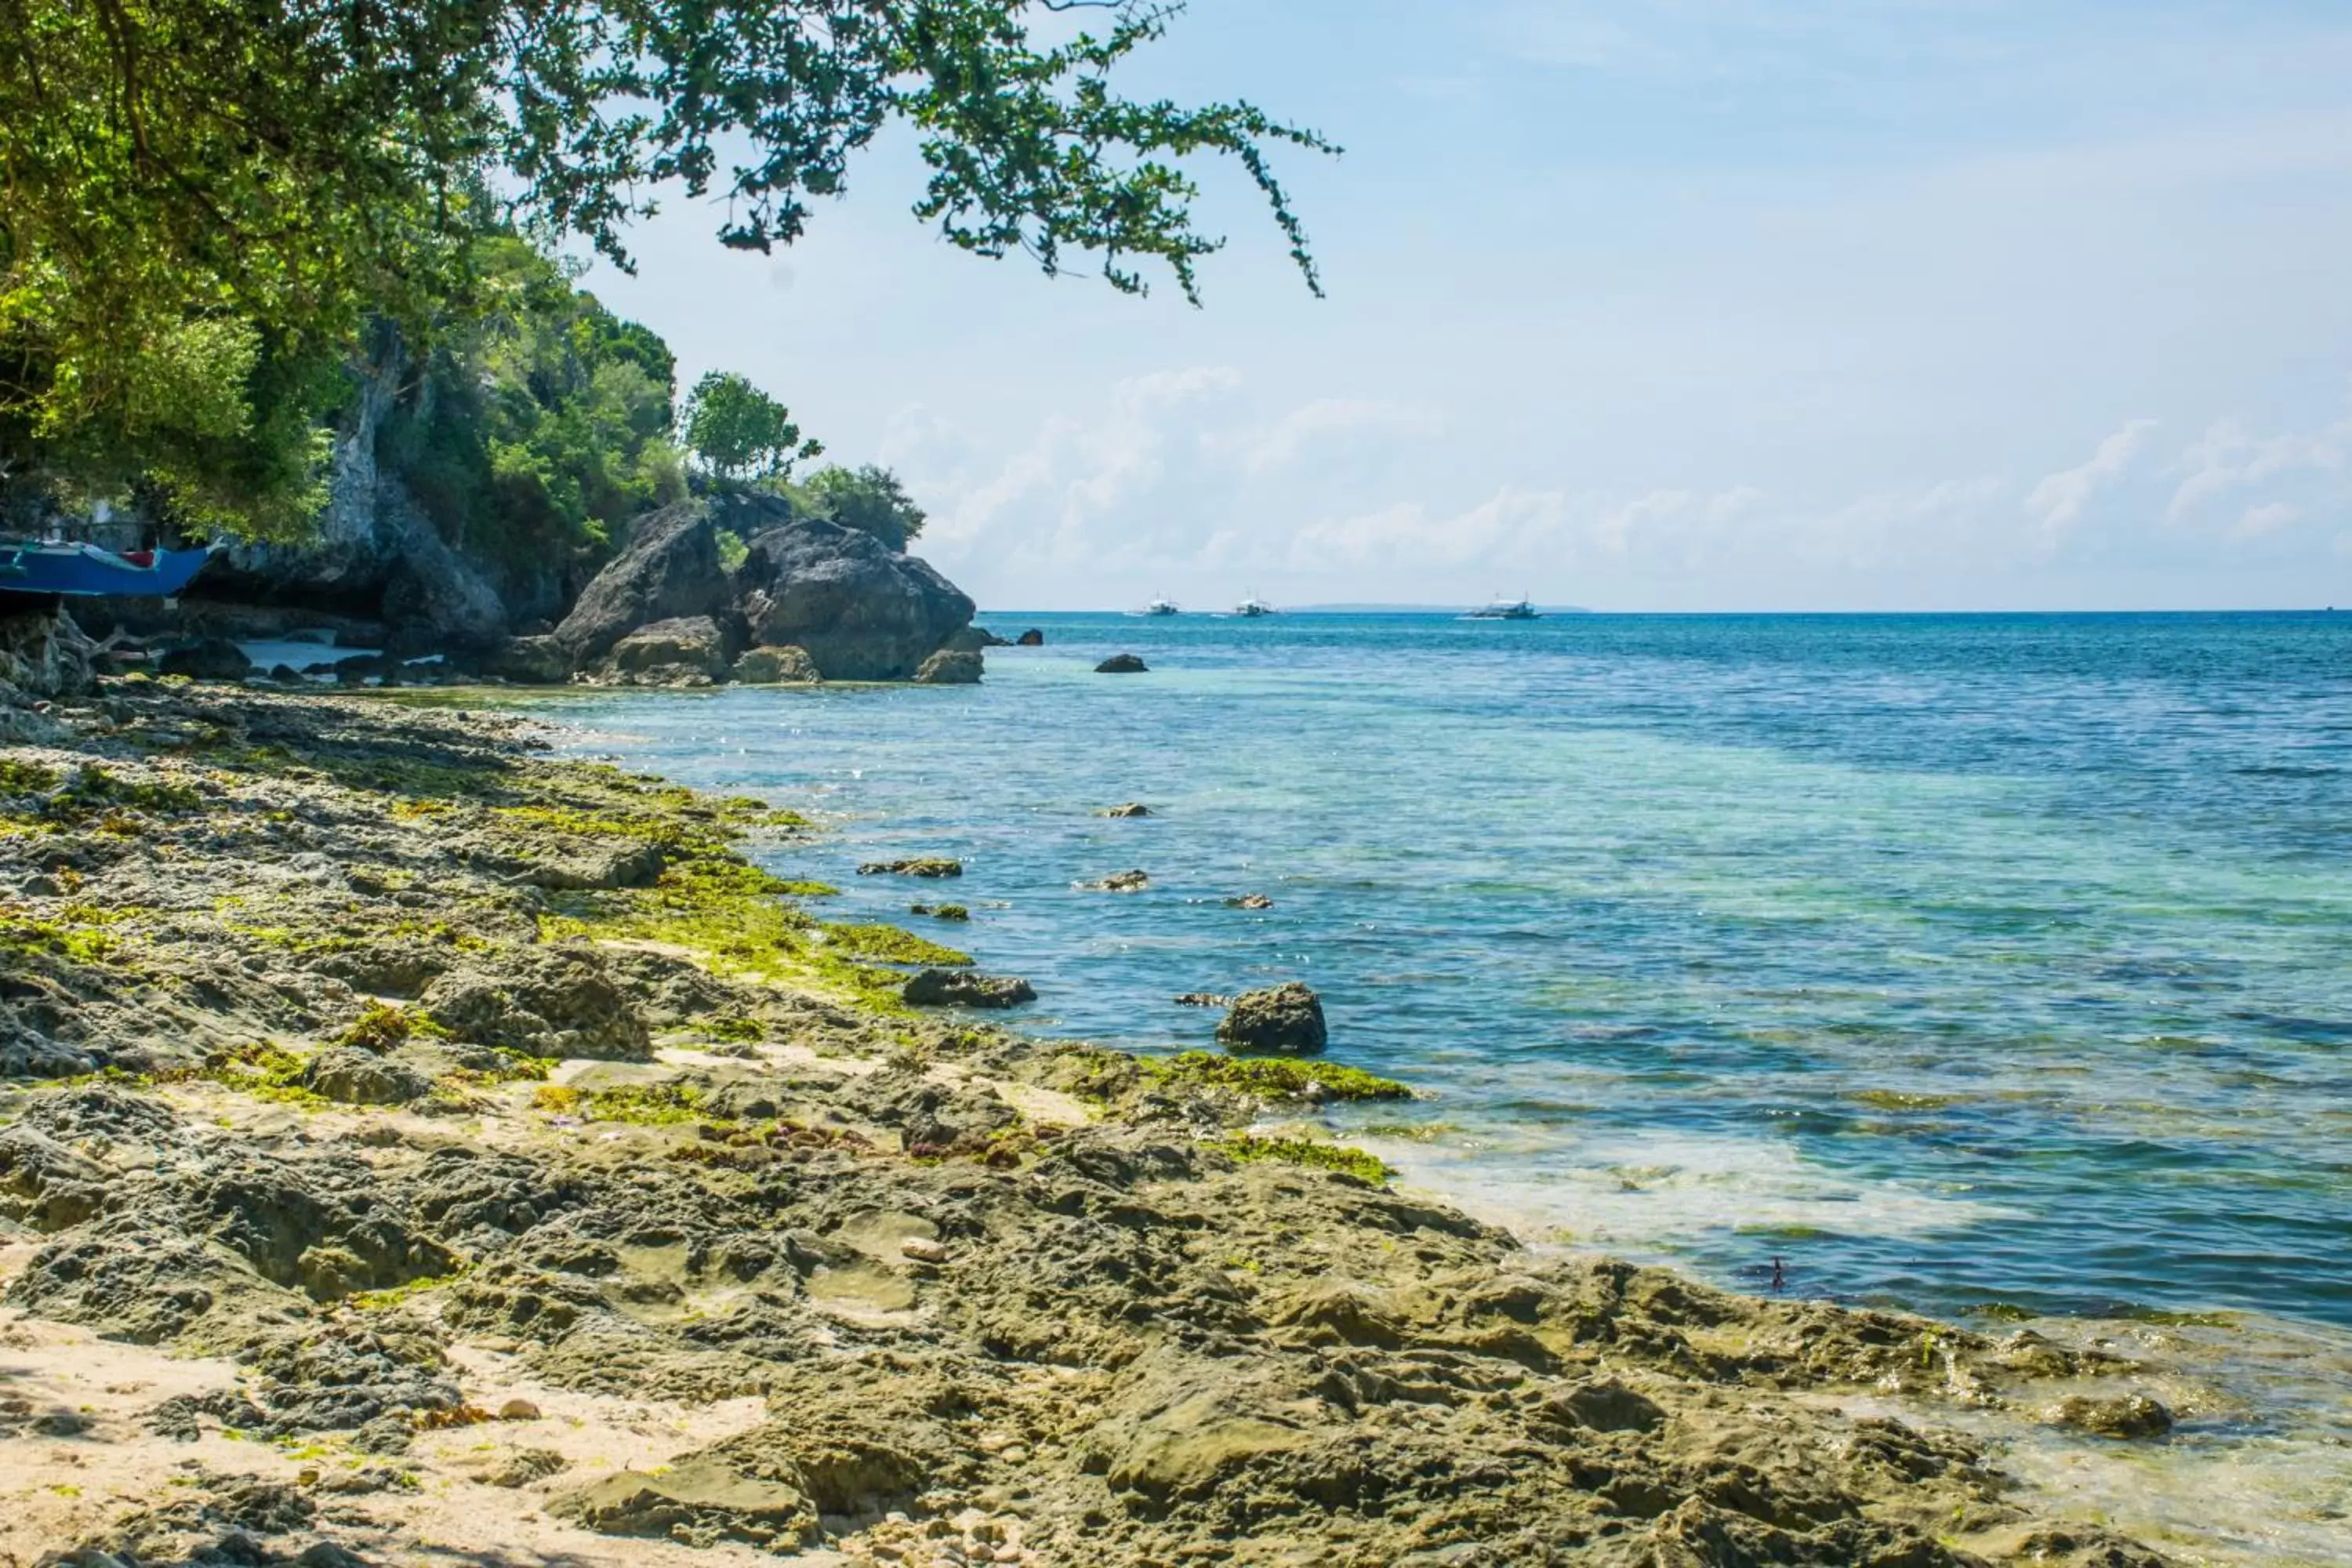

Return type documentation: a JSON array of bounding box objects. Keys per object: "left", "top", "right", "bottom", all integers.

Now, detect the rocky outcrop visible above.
[
  {"left": 736, "top": 514, "right": 974, "bottom": 681},
  {"left": 157, "top": 638, "right": 253, "bottom": 682},
  {"left": 1016, "top": 628, "right": 1045, "bottom": 645},
  {"left": 1217, "top": 983, "right": 1327, "bottom": 1054},
  {"left": 1097, "top": 653, "right": 1148, "bottom": 673},
  {"left": 553, "top": 501, "right": 733, "bottom": 668},
  {"left": 902, "top": 970, "right": 1036, "bottom": 1008},
  {"left": 0, "top": 605, "right": 98, "bottom": 705}
]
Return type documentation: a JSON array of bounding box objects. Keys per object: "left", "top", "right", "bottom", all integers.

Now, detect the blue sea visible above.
[
  {"left": 543, "top": 610, "right": 2352, "bottom": 1557},
  {"left": 560, "top": 610, "right": 2352, "bottom": 1326}
]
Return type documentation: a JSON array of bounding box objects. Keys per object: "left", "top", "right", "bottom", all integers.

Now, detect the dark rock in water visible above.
[
  {"left": 1098, "top": 802, "right": 1152, "bottom": 818},
  {"left": 555, "top": 499, "right": 734, "bottom": 666},
  {"left": 1174, "top": 993, "right": 1229, "bottom": 1008},
  {"left": 304, "top": 1047, "right": 431, "bottom": 1106},
  {"left": 858, "top": 858, "right": 962, "bottom": 878},
  {"left": 909, "top": 903, "right": 970, "bottom": 921},
  {"left": 477, "top": 633, "right": 572, "bottom": 685},
  {"left": 903, "top": 969, "right": 1036, "bottom": 1008},
  {"left": 420, "top": 948, "right": 652, "bottom": 1061},
  {"left": 158, "top": 638, "right": 254, "bottom": 681},
  {"left": 2043, "top": 1393, "right": 2173, "bottom": 1439},
  {"left": 736, "top": 515, "right": 975, "bottom": 681},
  {"left": 1016, "top": 628, "right": 1045, "bottom": 646},
  {"left": 1084, "top": 869, "right": 1152, "bottom": 893},
  {"left": 913, "top": 648, "right": 983, "bottom": 684},
  {"left": 1225, "top": 893, "right": 1274, "bottom": 910},
  {"left": 942, "top": 624, "right": 1007, "bottom": 652},
  {"left": 1095, "top": 652, "right": 1148, "bottom": 673},
  {"left": 267, "top": 662, "right": 305, "bottom": 684},
  {"left": 1217, "top": 982, "right": 1327, "bottom": 1054},
  {"left": 602, "top": 614, "right": 731, "bottom": 684},
  {"left": 732, "top": 643, "right": 820, "bottom": 684}
]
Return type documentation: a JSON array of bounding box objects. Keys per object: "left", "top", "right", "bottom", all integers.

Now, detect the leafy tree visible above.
[
  {"left": 379, "top": 237, "right": 685, "bottom": 561},
  {"left": 681, "top": 372, "right": 823, "bottom": 485},
  {"left": 0, "top": 1, "right": 1335, "bottom": 539},
  {"left": 799, "top": 464, "right": 927, "bottom": 552}
]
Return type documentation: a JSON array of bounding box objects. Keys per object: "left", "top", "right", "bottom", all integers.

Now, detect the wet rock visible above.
[
  {"left": 1098, "top": 802, "right": 1152, "bottom": 817},
  {"left": 1225, "top": 893, "right": 1274, "bottom": 909},
  {"left": 914, "top": 648, "right": 983, "bottom": 684},
  {"left": 735, "top": 513, "right": 975, "bottom": 681},
  {"left": 1016, "top": 628, "right": 1045, "bottom": 646},
  {"left": 158, "top": 639, "right": 255, "bottom": 682},
  {"left": 1095, "top": 653, "right": 1149, "bottom": 673},
  {"left": 943, "top": 625, "right": 1009, "bottom": 651},
  {"left": 732, "top": 643, "right": 821, "bottom": 684},
  {"left": 601, "top": 615, "right": 731, "bottom": 684},
  {"left": 909, "top": 903, "right": 971, "bottom": 921},
  {"left": 303, "top": 1047, "right": 431, "bottom": 1105},
  {"left": 2043, "top": 1392, "right": 2173, "bottom": 1439},
  {"left": 1085, "top": 869, "right": 1152, "bottom": 892},
  {"left": 858, "top": 858, "right": 963, "bottom": 878},
  {"left": 902, "top": 970, "right": 1036, "bottom": 1009},
  {"left": 1216, "top": 982, "right": 1327, "bottom": 1055},
  {"left": 420, "top": 947, "right": 652, "bottom": 1061},
  {"left": 1173, "top": 993, "right": 1229, "bottom": 1008}
]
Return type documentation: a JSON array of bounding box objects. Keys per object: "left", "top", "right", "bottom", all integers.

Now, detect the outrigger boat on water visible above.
[
  {"left": 1143, "top": 594, "right": 1180, "bottom": 616},
  {"left": 1234, "top": 593, "right": 1276, "bottom": 617},
  {"left": 0, "top": 539, "right": 217, "bottom": 603}
]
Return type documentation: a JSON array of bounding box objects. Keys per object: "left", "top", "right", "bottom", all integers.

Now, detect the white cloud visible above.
[
  {"left": 2238, "top": 501, "right": 2302, "bottom": 538},
  {"left": 1214, "top": 397, "right": 1443, "bottom": 476},
  {"left": 2025, "top": 419, "right": 2157, "bottom": 535},
  {"left": 2168, "top": 409, "right": 2352, "bottom": 524}
]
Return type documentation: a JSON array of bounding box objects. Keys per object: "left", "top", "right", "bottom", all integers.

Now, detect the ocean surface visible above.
[{"left": 543, "top": 609, "right": 2352, "bottom": 1559}]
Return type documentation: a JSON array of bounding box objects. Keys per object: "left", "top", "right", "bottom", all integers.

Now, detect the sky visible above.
[{"left": 581, "top": 0, "right": 2352, "bottom": 612}]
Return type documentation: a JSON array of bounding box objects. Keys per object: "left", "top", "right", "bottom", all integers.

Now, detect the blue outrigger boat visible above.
[{"left": 0, "top": 539, "right": 216, "bottom": 601}]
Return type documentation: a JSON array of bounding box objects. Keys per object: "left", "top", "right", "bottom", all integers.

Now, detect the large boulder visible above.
[
  {"left": 0, "top": 605, "right": 98, "bottom": 703},
  {"left": 477, "top": 633, "right": 572, "bottom": 685},
  {"left": 601, "top": 615, "right": 731, "bottom": 685},
  {"left": 735, "top": 517, "right": 974, "bottom": 681},
  {"left": 913, "top": 649, "right": 982, "bottom": 684},
  {"left": 158, "top": 637, "right": 255, "bottom": 682},
  {"left": 554, "top": 500, "right": 732, "bottom": 666},
  {"left": 731, "top": 644, "right": 820, "bottom": 684}
]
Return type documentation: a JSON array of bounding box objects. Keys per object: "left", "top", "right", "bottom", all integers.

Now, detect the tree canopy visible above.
[
  {"left": 681, "top": 372, "right": 823, "bottom": 485},
  {"left": 0, "top": 0, "right": 1334, "bottom": 539},
  {"left": 798, "top": 464, "right": 928, "bottom": 552}
]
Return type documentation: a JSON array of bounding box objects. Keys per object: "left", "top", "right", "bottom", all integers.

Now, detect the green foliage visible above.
[
  {"left": 533, "top": 1081, "right": 712, "bottom": 1126},
  {"left": 0, "top": 1, "right": 1329, "bottom": 539},
  {"left": 1210, "top": 1133, "right": 1390, "bottom": 1185},
  {"left": 1154, "top": 1052, "right": 1413, "bottom": 1104},
  {"left": 680, "top": 372, "right": 822, "bottom": 485},
  {"left": 796, "top": 464, "right": 926, "bottom": 551},
  {"left": 379, "top": 238, "right": 684, "bottom": 560}
]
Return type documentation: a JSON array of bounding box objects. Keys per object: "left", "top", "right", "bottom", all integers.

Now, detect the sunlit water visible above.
[{"left": 532, "top": 610, "right": 2352, "bottom": 1562}]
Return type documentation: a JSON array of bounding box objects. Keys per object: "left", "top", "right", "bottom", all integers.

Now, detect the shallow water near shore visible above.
[{"left": 537, "top": 609, "right": 2352, "bottom": 1561}]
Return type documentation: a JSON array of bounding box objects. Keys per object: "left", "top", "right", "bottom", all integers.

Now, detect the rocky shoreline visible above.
[{"left": 0, "top": 678, "right": 2183, "bottom": 1566}]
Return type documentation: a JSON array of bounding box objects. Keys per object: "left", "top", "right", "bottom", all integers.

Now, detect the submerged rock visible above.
[
  {"left": 731, "top": 643, "right": 820, "bottom": 684},
  {"left": 2044, "top": 1392, "right": 2174, "bottom": 1439},
  {"left": 902, "top": 969, "right": 1036, "bottom": 1008},
  {"left": 1096, "top": 652, "right": 1148, "bottom": 673},
  {"left": 1098, "top": 802, "right": 1152, "bottom": 818},
  {"left": 1084, "top": 869, "right": 1152, "bottom": 893},
  {"left": 1016, "top": 627, "right": 1045, "bottom": 646},
  {"left": 1225, "top": 893, "right": 1274, "bottom": 909},
  {"left": 1217, "top": 982, "right": 1327, "bottom": 1054}
]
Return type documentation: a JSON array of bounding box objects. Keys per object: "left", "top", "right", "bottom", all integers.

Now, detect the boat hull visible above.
[{"left": 0, "top": 543, "right": 215, "bottom": 600}]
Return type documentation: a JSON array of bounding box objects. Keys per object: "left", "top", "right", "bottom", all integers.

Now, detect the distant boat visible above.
[
  {"left": 1464, "top": 596, "right": 1539, "bottom": 620},
  {"left": 1235, "top": 594, "right": 1276, "bottom": 618},
  {"left": 0, "top": 539, "right": 216, "bottom": 602},
  {"left": 1142, "top": 595, "right": 1180, "bottom": 616}
]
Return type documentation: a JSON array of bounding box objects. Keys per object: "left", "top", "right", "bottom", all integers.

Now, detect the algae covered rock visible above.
[
  {"left": 913, "top": 648, "right": 983, "bottom": 684},
  {"left": 858, "top": 857, "right": 962, "bottom": 878},
  {"left": 902, "top": 969, "right": 1036, "bottom": 1009},
  {"left": 732, "top": 643, "right": 821, "bottom": 684},
  {"left": 1217, "top": 982, "right": 1327, "bottom": 1054},
  {"left": 2043, "top": 1392, "right": 2174, "bottom": 1439},
  {"left": 603, "top": 614, "right": 731, "bottom": 684},
  {"left": 303, "top": 1047, "right": 430, "bottom": 1106},
  {"left": 419, "top": 947, "right": 651, "bottom": 1061},
  {"left": 1096, "top": 652, "right": 1149, "bottom": 673}
]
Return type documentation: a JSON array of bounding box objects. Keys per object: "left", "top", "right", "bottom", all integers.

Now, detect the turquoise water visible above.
[{"left": 554, "top": 611, "right": 2352, "bottom": 1334}]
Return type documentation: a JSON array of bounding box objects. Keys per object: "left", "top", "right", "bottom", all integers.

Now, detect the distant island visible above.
[{"left": 1290, "top": 602, "right": 1595, "bottom": 615}]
